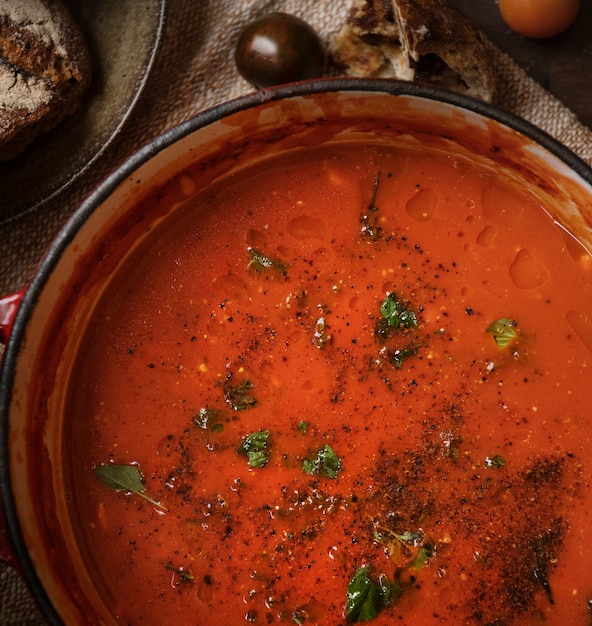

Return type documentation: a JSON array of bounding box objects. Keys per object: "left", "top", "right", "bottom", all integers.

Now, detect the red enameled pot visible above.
[{"left": 1, "top": 79, "right": 592, "bottom": 624}]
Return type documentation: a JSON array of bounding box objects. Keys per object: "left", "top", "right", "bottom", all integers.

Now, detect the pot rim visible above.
[{"left": 1, "top": 77, "right": 591, "bottom": 623}]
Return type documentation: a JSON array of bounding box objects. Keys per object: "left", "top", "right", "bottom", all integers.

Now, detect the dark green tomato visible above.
[{"left": 234, "top": 12, "right": 325, "bottom": 88}]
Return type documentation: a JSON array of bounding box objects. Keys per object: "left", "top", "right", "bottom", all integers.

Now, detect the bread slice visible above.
[
  {"left": 0, "top": 0, "right": 91, "bottom": 161},
  {"left": 329, "top": 0, "right": 495, "bottom": 102}
]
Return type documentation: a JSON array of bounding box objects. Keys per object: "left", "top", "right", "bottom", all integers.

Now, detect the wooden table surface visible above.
[{"left": 450, "top": 0, "right": 592, "bottom": 129}]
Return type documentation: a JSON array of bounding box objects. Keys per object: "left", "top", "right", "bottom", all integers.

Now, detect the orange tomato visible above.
[{"left": 499, "top": 0, "right": 580, "bottom": 39}]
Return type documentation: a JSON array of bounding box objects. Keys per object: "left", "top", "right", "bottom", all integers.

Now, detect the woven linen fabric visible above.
[{"left": 1, "top": 1, "right": 592, "bottom": 623}]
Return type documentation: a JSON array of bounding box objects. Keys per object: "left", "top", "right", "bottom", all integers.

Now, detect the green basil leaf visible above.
[
  {"left": 194, "top": 407, "right": 224, "bottom": 431},
  {"left": 391, "top": 345, "right": 420, "bottom": 369},
  {"left": 302, "top": 444, "right": 342, "bottom": 479},
  {"left": 485, "top": 454, "right": 506, "bottom": 469},
  {"left": 487, "top": 318, "right": 517, "bottom": 348},
  {"left": 360, "top": 172, "right": 383, "bottom": 241},
  {"left": 94, "top": 463, "right": 167, "bottom": 511},
  {"left": 409, "top": 544, "right": 434, "bottom": 570},
  {"left": 394, "top": 530, "right": 423, "bottom": 545},
  {"left": 238, "top": 430, "right": 270, "bottom": 468},
  {"left": 380, "top": 293, "right": 418, "bottom": 330},
  {"left": 164, "top": 563, "right": 194, "bottom": 583},
  {"left": 224, "top": 378, "right": 257, "bottom": 411},
  {"left": 346, "top": 566, "right": 401, "bottom": 623},
  {"left": 248, "top": 247, "right": 288, "bottom": 275}
]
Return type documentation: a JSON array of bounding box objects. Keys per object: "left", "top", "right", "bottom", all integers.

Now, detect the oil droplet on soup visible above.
[
  {"left": 287, "top": 214, "right": 328, "bottom": 240},
  {"left": 481, "top": 181, "right": 525, "bottom": 225},
  {"left": 67, "top": 142, "right": 592, "bottom": 626},
  {"left": 405, "top": 186, "right": 439, "bottom": 222},
  {"left": 476, "top": 223, "right": 497, "bottom": 247},
  {"left": 509, "top": 247, "right": 549, "bottom": 289},
  {"left": 566, "top": 310, "right": 592, "bottom": 354}
]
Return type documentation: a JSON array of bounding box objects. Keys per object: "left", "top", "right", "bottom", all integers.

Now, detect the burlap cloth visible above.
[{"left": 1, "top": 0, "right": 592, "bottom": 623}]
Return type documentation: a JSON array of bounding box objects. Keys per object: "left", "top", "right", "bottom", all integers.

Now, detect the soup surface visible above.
[{"left": 67, "top": 139, "right": 592, "bottom": 625}]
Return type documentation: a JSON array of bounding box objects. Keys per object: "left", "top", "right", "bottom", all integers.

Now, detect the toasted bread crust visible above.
[
  {"left": 0, "top": 0, "right": 91, "bottom": 161},
  {"left": 393, "top": 0, "right": 495, "bottom": 100},
  {"left": 329, "top": 0, "right": 495, "bottom": 102}
]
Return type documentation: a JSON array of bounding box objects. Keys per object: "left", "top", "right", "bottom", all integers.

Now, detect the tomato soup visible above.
[{"left": 65, "top": 139, "right": 592, "bottom": 625}]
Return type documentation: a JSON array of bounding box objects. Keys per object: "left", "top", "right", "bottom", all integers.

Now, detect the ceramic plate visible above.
[{"left": 0, "top": 0, "right": 167, "bottom": 221}]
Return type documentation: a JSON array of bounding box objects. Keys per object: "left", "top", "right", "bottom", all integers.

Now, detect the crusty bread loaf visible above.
[
  {"left": 329, "top": 0, "right": 495, "bottom": 102},
  {"left": 0, "top": 0, "right": 91, "bottom": 161}
]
